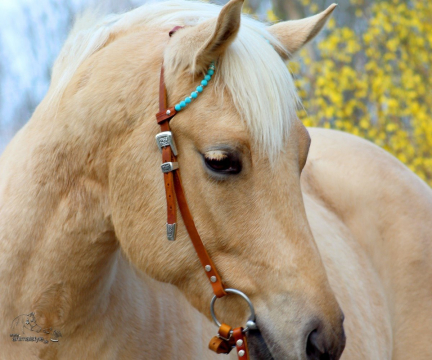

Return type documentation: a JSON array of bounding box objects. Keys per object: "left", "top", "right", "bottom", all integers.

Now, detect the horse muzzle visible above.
[{"left": 247, "top": 305, "right": 346, "bottom": 360}]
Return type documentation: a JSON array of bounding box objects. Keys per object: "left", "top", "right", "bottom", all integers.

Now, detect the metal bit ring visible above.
[{"left": 210, "top": 288, "right": 257, "bottom": 333}]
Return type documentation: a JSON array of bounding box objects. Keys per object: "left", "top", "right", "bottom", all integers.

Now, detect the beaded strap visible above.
[{"left": 174, "top": 62, "right": 215, "bottom": 112}]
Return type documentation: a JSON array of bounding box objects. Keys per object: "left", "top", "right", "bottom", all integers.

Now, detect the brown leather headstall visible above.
[
  {"left": 154, "top": 27, "right": 256, "bottom": 360},
  {"left": 155, "top": 64, "right": 226, "bottom": 298}
]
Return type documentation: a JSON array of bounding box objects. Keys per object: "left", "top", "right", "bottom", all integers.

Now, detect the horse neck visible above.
[
  {"left": 0, "top": 102, "right": 118, "bottom": 329},
  {"left": 0, "top": 103, "right": 222, "bottom": 358}
]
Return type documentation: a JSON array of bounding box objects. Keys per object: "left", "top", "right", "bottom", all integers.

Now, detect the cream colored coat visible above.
[
  {"left": 0, "top": 0, "right": 431, "bottom": 359},
  {"left": 2, "top": 126, "right": 431, "bottom": 359}
]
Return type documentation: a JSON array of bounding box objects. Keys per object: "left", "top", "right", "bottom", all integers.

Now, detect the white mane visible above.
[{"left": 51, "top": 0, "right": 299, "bottom": 160}]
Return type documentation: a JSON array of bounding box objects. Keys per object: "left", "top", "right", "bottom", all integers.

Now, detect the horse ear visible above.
[
  {"left": 192, "top": 0, "right": 243, "bottom": 72},
  {"left": 267, "top": 4, "right": 337, "bottom": 59}
]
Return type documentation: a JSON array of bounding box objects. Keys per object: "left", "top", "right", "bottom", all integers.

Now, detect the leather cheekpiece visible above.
[{"left": 156, "top": 64, "right": 226, "bottom": 298}]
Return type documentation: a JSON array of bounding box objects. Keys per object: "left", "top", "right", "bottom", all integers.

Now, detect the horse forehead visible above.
[{"left": 171, "top": 95, "right": 251, "bottom": 144}]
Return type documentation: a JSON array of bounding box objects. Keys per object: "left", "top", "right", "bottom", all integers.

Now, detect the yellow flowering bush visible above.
[{"left": 274, "top": 0, "right": 432, "bottom": 186}]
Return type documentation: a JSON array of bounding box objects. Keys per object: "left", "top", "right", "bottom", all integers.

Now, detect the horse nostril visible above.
[{"left": 306, "top": 329, "right": 331, "bottom": 360}]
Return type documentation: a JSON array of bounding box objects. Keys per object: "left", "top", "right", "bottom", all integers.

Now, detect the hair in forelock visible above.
[{"left": 50, "top": 0, "right": 300, "bottom": 161}]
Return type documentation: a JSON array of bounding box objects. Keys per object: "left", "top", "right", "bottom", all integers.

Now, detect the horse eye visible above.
[{"left": 203, "top": 150, "right": 242, "bottom": 175}]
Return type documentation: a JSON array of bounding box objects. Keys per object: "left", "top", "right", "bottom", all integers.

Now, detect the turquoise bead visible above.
[{"left": 171, "top": 64, "right": 215, "bottom": 113}]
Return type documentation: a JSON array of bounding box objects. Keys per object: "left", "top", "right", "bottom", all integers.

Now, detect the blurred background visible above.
[{"left": 0, "top": 0, "right": 430, "bottom": 186}]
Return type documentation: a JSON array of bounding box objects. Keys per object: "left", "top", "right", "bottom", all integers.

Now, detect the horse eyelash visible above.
[{"left": 204, "top": 151, "right": 228, "bottom": 161}]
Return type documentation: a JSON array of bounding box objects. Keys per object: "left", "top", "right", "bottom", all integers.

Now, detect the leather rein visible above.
[{"left": 154, "top": 28, "right": 255, "bottom": 359}]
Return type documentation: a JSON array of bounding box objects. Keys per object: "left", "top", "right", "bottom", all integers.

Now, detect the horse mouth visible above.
[
  {"left": 247, "top": 325, "right": 346, "bottom": 360},
  {"left": 247, "top": 329, "right": 275, "bottom": 360}
]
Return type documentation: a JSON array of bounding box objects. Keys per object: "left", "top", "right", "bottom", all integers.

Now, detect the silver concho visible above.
[{"left": 155, "top": 131, "right": 178, "bottom": 156}]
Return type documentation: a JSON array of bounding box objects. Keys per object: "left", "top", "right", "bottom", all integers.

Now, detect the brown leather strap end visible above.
[
  {"left": 209, "top": 323, "right": 235, "bottom": 354},
  {"left": 162, "top": 147, "right": 177, "bottom": 234},
  {"left": 233, "top": 328, "right": 250, "bottom": 359},
  {"left": 164, "top": 171, "right": 177, "bottom": 223},
  {"left": 209, "top": 336, "right": 232, "bottom": 354}
]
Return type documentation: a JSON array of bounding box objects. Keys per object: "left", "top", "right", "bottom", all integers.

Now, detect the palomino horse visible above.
[{"left": 0, "top": 0, "right": 431, "bottom": 359}]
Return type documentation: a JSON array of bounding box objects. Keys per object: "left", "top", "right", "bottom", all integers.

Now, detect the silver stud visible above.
[
  {"left": 238, "top": 350, "right": 245, "bottom": 357},
  {"left": 210, "top": 276, "right": 217, "bottom": 283},
  {"left": 166, "top": 109, "right": 171, "bottom": 115},
  {"left": 236, "top": 339, "right": 243, "bottom": 347},
  {"left": 246, "top": 320, "right": 258, "bottom": 330},
  {"left": 205, "top": 265, "right": 211, "bottom": 272}
]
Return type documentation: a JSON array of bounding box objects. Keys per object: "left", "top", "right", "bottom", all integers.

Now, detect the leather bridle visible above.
[{"left": 154, "top": 28, "right": 256, "bottom": 359}]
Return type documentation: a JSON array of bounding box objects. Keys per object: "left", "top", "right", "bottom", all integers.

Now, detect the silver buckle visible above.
[
  {"left": 155, "top": 131, "right": 178, "bottom": 156},
  {"left": 161, "top": 162, "right": 179, "bottom": 173},
  {"left": 167, "top": 223, "right": 177, "bottom": 241},
  {"left": 218, "top": 332, "right": 232, "bottom": 342}
]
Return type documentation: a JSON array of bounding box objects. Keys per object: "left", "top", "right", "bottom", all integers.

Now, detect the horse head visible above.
[{"left": 50, "top": 0, "right": 345, "bottom": 358}]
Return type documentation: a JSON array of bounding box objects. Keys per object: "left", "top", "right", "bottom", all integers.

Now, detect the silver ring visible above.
[{"left": 210, "top": 288, "right": 257, "bottom": 332}]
